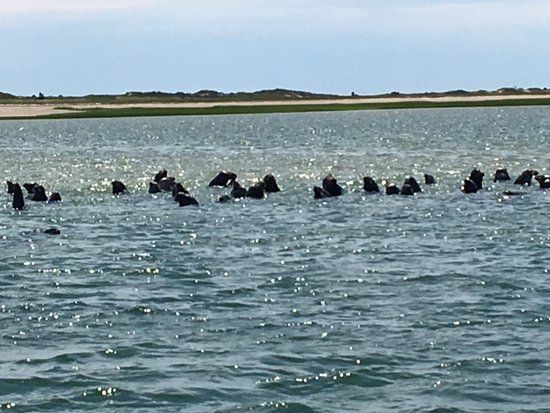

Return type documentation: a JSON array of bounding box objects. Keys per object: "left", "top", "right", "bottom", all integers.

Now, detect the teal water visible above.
[{"left": 1, "top": 107, "right": 549, "bottom": 412}]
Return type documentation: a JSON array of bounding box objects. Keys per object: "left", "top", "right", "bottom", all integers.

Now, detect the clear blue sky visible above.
[{"left": 1, "top": 0, "right": 549, "bottom": 96}]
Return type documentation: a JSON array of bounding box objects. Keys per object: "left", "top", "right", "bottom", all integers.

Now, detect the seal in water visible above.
[
  {"left": 263, "top": 174, "right": 281, "bottom": 193},
  {"left": 462, "top": 178, "right": 479, "bottom": 194},
  {"left": 363, "top": 176, "right": 380, "bottom": 193},
  {"left": 535, "top": 174, "right": 550, "bottom": 189},
  {"left": 23, "top": 183, "right": 37, "bottom": 194},
  {"left": 6, "top": 181, "right": 14, "bottom": 194},
  {"left": 12, "top": 183, "right": 25, "bottom": 210},
  {"left": 385, "top": 183, "right": 399, "bottom": 195},
  {"left": 31, "top": 185, "right": 48, "bottom": 202},
  {"left": 404, "top": 176, "right": 421, "bottom": 193},
  {"left": 178, "top": 194, "right": 199, "bottom": 207},
  {"left": 424, "top": 174, "right": 436, "bottom": 185},
  {"left": 400, "top": 184, "right": 414, "bottom": 196},
  {"left": 112, "top": 180, "right": 127, "bottom": 195},
  {"left": 48, "top": 192, "right": 62, "bottom": 203},
  {"left": 172, "top": 183, "right": 189, "bottom": 197},
  {"left": 514, "top": 169, "right": 538, "bottom": 186},
  {"left": 149, "top": 181, "right": 161, "bottom": 194},
  {"left": 159, "top": 177, "right": 176, "bottom": 192},
  {"left": 313, "top": 186, "right": 331, "bottom": 199},
  {"left": 247, "top": 181, "right": 266, "bottom": 199},
  {"left": 209, "top": 171, "right": 237, "bottom": 187},
  {"left": 494, "top": 168, "right": 511, "bottom": 182},
  {"left": 230, "top": 180, "right": 247, "bottom": 198},
  {"left": 469, "top": 169, "right": 484, "bottom": 190},
  {"left": 322, "top": 174, "right": 342, "bottom": 197},
  {"left": 153, "top": 169, "right": 168, "bottom": 183}
]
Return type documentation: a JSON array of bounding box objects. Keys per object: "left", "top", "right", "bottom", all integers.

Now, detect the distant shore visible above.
[{"left": 2, "top": 94, "right": 550, "bottom": 120}]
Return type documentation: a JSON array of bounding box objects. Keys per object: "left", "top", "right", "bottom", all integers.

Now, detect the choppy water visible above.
[{"left": 1, "top": 107, "right": 549, "bottom": 412}]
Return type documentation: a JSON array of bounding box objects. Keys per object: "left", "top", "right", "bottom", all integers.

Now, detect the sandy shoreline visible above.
[{"left": 2, "top": 94, "right": 550, "bottom": 118}]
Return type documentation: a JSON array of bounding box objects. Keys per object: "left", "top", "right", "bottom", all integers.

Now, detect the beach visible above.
[{"left": 3, "top": 93, "right": 550, "bottom": 119}]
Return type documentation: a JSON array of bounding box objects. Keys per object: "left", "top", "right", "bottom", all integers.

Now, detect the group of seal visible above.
[
  {"left": 144, "top": 170, "right": 281, "bottom": 204},
  {"left": 143, "top": 169, "right": 281, "bottom": 204},
  {"left": 6, "top": 181, "right": 62, "bottom": 210},
  {"left": 461, "top": 168, "right": 549, "bottom": 194},
  {"left": 212, "top": 172, "right": 281, "bottom": 202},
  {"left": 314, "top": 173, "right": 432, "bottom": 199},
  {"left": 7, "top": 167, "right": 545, "bottom": 238},
  {"left": 6, "top": 181, "right": 62, "bottom": 235},
  {"left": 144, "top": 169, "right": 199, "bottom": 207},
  {"left": 7, "top": 167, "right": 548, "bottom": 212}
]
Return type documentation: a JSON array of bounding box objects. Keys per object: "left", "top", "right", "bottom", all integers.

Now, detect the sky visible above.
[{"left": 1, "top": 0, "right": 550, "bottom": 96}]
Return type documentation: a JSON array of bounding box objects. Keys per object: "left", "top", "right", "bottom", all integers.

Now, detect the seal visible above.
[
  {"left": 263, "top": 174, "right": 281, "bottom": 193},
  {"left": 159, "top": 177, "right": 176, "bottom": 192},
  {"left": 535, "top": 174, "right": 550, "bottom": 189},
  {"left": 48, "top": 192, "right": 62, "bottom": 203},
  {"left": 514, "top": 170, "right": 538, "bottom": 186},
  {"left": 461, "top": 178, "right": 479, "bottom": 194},
  {"left": 153, "top": 169, "right": 168, "bottom": 183},
  {"left": 400, "top": 184, "right": 414, "bottom": 196},
  {"left": 149, "top": 181, "right": 161, "bottom": 194},
  {"left": 493, "top": 168, "right": 511, "bottom": 182},
  {"left": 209, "top": 171, "right": 237, "bottom": 187},
  {"left": 23, "top": 183, "right": 37, "bottom": 194},
  {"left": 404, "top": 176, "right": 421, "bottom": 193},
  {"left": 363, "top": 176, "right": 380, "bottom": 193},
  {"left": 247, "top": 181, "right": 266, "bottom": 199},
  {"left": 172, "top": 182, "right": 189, "bottom": 197},
  {"left": 112, "top": 180, "right": 127, "bottom": 195},
  {"left": 12, "top": 183, "right": 25, "bottom": 210},
  {"left": 424, "top": 174, "right": 436, "bottom": 185},
  {"left": 322, "top": 174, "right": 342, "bottom": 197},
  {"left": 230, "top": 180, "right": 247, "bottom": 198},
  {"left": 177, "top": 194, "right": 199, "bottom": 207},
  {"left": 6, "top": 181, "right": 14, "bottom": 194},
  {"left": 313, "top": 186, "right": 331, "bottom": 199},
  {"left": 385, "top": 183, "right": 399, "bottom": 195},
  {"left": 469, "top": 169, "right": 485, "bottom": 190},
  {"left": 31, "top": 185, "right": 48, "bottom": 202}
]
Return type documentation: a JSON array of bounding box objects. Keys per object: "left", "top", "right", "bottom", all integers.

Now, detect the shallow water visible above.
[{"left": 1, "top": 107, "right": 549, "bottom": 412}]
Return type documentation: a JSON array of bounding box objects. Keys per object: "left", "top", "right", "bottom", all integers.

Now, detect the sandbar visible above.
[{"left": 2, "top": 94, "right": 550, "bottom": 119}]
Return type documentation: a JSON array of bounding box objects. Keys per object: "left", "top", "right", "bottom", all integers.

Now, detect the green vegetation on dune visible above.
[
  {"left": 0, "top": 88, "right": 341, "bottom": 105},
  {"left": 29, "top": 98, "right": 550, "bottom": 120},
  {"left": 0, "top": 91, "right": 16, "bottom": 100}
]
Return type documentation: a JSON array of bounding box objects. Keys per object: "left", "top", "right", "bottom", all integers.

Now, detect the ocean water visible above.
[{"left": 1, "top": 107, "right": 549, "bottom": 412}]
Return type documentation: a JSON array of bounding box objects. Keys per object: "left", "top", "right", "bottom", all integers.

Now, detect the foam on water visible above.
[{"left": 1, "top": 107, "right": 549, "bottom": 412}]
